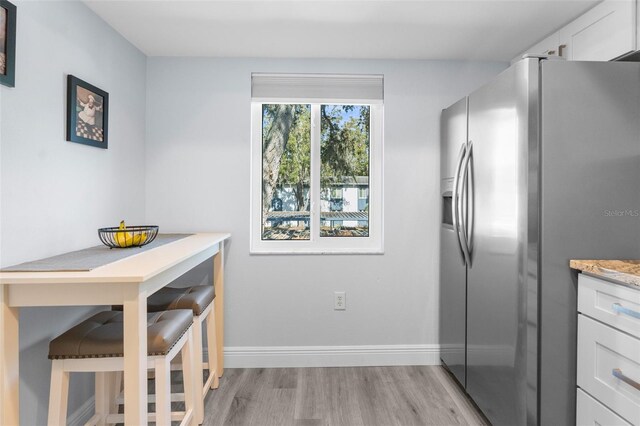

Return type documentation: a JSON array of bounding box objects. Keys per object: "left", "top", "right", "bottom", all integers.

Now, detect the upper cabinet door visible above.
[{"left": 558, "top": 0, "right": 636, "bottom": 61}]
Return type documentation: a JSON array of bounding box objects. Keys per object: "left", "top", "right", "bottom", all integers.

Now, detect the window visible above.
[
  {"left": 330, "top": 187, "right": 343, "bottom": 200},
  {"left": 250, "top": 74, "right": 383, "bottom": 253}
]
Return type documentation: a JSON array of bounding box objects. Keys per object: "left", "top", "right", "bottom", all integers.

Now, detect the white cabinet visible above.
[
  {"left": 577, "top": 315, "right": 640, "bottom": 424},
  {"left": 577, "top": 274, "right": 640, "bottom": 426},
  {"left": 559, "top": 0, "right": 636, "bottom": 61},
  {"left": 513, "top": 0, "right": 637, "bottom": 63},
  {"left": 578, "top": 274, "right": 640, "bottom": 337},
  {"left": 577, "top": 389, "right": 632, "bottom": 426}
]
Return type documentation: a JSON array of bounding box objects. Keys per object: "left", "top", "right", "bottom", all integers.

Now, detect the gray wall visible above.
[
  {"left": 0, "top": 1, "right": 146, "bottom": 424},
  {"left": 145, "top": 58, "right": 506, "bottom": 359}
]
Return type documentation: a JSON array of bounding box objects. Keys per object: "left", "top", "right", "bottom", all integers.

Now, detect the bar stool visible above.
[
  {"left": 47, "top": 309, "right": 196, "bottom": 426},
  {"left": 114, "top": 285, "right": 217, "bottom": 423}
]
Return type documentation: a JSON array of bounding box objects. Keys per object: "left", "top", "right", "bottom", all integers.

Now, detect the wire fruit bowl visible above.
[{"left": 98, "top": 225, "right": 159, "bottom": 248}]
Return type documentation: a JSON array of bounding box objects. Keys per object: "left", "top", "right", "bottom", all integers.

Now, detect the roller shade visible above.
[{"left": 251, "top": 73, "right": 384, "bottom": 104}]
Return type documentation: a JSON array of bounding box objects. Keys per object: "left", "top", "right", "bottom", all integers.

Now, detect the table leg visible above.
[
  {"left": 0, "top": 285, "right": 19, "bottom": 426},
  {"left": 123, "top": 287, "right": 148, "bottom": 425},
  {"left": 213, "top": 245, "right": 224, "bottom": 377}
]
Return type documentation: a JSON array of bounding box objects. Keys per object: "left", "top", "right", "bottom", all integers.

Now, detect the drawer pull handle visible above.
[
  {"left": 612, "top": 303, "right": 640, "bottom": 320},
  {"left": 612, "top": 369, "right": 640, "bottom": 391}
]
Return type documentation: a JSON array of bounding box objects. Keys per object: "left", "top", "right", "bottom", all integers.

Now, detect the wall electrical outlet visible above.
[{"left": 334, "top": 291, "right": 346, "bottom": 310}]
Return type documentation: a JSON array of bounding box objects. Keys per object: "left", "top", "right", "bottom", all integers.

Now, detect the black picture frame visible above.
[
  {"left": 0, "top": 0, "right": 16, "bottom": 88},
  {"left": 66, "top": 75, "right": 109, "bottom": 149}
]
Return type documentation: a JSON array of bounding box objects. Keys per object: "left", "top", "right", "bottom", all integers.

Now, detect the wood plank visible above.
[
  {"left": 320, "top": 367, "right": 364, "bottom": 426},
  {"left": 269, "top": 367, "right": 298, "bottom": 390},
  {"left": 433, "top": 366, "right": 489, "bottom": 425},
  {"left": 201, "top": 366, "right": 488, "bottom": 426},
  {"left": 222, "top": 369, "right": 269, "bottom": 425},
  {"left": 202, "top": 369, "right": 251, "bottom": 426},
  {"left": 392, "top": 366, "right": 467, "bottom": 425},
  {"left": 250, "top": 387, "right": 296, "bottom": 425},
  {"left": 294, "top": 367, "right": 327, "bottom": 421},
  {"left": 351, "top": 366, "right": 397, "bottom": 426},
  {"left": 379, "top": 366, "right": 437, "bottom": 425}
]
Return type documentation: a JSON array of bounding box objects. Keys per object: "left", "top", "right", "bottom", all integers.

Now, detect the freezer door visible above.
[
  {"left": 440, "top": 226, "right": 467, "bottom": 385},
  {"left": 466, "top": 59, "right": 538, "bottom": 425},
  {"left": 439, "top": 97, "right": 468, "bottom": 386}
]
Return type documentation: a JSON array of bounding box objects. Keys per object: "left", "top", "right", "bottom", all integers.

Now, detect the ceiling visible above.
[{"left": 84, "top": 0, "right": 600, "bottom": 61}]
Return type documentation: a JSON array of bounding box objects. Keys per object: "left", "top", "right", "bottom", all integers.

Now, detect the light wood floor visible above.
[{"left": 201, "top": 366, "right": 488, "bottom": 426}]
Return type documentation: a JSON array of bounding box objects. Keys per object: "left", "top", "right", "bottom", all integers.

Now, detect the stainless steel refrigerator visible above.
[{"left": 439, "top": 57, "right": 640, "bottom": 425}]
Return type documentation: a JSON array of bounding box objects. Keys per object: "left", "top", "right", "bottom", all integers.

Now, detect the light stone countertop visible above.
[{"left": 570, "top": 259, "right": 640, "bottom": 288}]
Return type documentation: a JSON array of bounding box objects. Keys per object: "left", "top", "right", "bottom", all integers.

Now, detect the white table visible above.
[{"left": 0, "top": 232, "right": 231, "bottom": 425}]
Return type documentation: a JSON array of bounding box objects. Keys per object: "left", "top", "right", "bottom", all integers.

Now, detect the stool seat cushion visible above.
[
  {"left": 114, "top": 285, "right": 215, "bottom": 316},
  {"left": 48, "top": 309, "right": 193, "bottom": 360}
]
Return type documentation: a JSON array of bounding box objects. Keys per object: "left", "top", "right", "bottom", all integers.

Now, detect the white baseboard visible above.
[
  {"left": 68, "top": 396, "right": 95, "bottom": 426},
  {"left": 221, "top": 344, "right": 441, "bottom": 368}
]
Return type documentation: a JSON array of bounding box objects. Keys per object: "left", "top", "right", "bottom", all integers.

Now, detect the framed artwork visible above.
[
  {"left": 0, "top": 0, "right": 16, "bottom": 87},
  {"left": 66, "top": 75, "right": 109, "bottom": 149}
]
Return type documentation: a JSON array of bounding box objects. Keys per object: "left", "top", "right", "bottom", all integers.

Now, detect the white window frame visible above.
[{"left": 250, "top": 101, "right": 384, "bottom": 254}]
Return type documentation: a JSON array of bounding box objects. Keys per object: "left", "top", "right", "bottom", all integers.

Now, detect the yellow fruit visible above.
[
  {"left": 113, "top": 220, "right": 134, "bottom": 247},
  {"left": 114, "top": 231, "right": 134, "bottom": 247},
  {"left": 131, "top": 233, "right": 146, "bottom": 246},
  {"left": 113, "top": 221, "right": 147, "bottom": 247}
]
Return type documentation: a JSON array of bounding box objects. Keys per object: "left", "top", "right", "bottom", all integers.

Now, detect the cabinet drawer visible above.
[
  {"left": 577, "top": 315, "right": 640, "bottom": 425},
  {"left": 576, "top": 389, "right": 631, "bottom": 426},
  {"left": 578, "top": 274, "right": 640, "bottom": 339}
]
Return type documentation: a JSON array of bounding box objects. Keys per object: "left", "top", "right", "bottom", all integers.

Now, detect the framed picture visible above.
[
  {"left": 66, "top": 75, "right": 109, "bottom": 149},
  {"left": 0, "top": 0, "right": 16, "bottom": 87}
]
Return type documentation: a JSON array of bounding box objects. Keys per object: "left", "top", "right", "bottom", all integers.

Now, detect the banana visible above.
[
  {"left": 131, "top": 233, "right": 147, "bottom": 246},
  {"left": 114, "top": 220, "right": 134, "bottom": 247},
  {"left": 112, "top": 220, "right": 148, "bottom": 247}
]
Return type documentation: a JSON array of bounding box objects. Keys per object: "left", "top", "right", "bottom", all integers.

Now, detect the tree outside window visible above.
[{"left": 261, "top": 104, "right": 370, "bottom": 240}]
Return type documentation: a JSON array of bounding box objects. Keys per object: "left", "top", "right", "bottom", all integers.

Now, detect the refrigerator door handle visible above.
[
  {"left": 459, "top": 141, "right": 472, "bottom": 266},
  {"left": 466, "top": 140, "right": 475, "bottom": 263},
  {"left": 452, "top": 143, "right": 467, "bottom": 265}
]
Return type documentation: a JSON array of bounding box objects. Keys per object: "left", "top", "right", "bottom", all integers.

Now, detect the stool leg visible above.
[
  {"left": 113, "top": 371, "right": 123, "bottom": 413},
  {"left": 181, "top": 327, "right": 196, "bottom": 426},
  {"left": 48, "top": 360, "right": 70, "bottom": 426},
  {"left": 205, "top": 307, "right": 219, "bottom": 389},
  {"left": 154, "top": 357, "right": 171, "bottom": 426},
  {"left": 192, "top": 318, "right": 205, "bottom": 424},
  {"left": 95, "top": 372, "right": 116, "bottom": 426}
]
